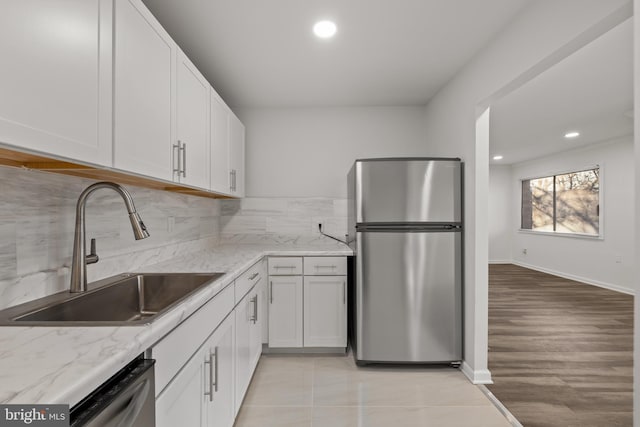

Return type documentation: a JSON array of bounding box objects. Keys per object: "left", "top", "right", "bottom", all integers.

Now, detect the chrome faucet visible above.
[{"left": 70, "top": 182, "right": 150, "bottom": 293}]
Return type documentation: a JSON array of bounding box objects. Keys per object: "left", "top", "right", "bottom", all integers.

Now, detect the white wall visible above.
[
  {"left": 220, "top": 197, "right": 347, "bottom": 239},
  {"left": 488, "top": 165, "right": 512, "bottom": 263},
  {"left": 419, "top": 0, "right": 631, "bottom": 382},
  {"left": 236, "top": 106, "right": 426, "bottom": 198},
  {"left": 509, "top": 137, "right": 635, "bottom": 294}
]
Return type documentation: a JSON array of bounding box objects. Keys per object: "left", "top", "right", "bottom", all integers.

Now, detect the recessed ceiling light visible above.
[
  {"left": 493, "top": 155, "right": 503, "bottom": 161},
  {"left": 564, "top": 131, "right": 580, "bottom": 139},
  {"left": 313, "top": 20, "right": 337, "bottom": 39}
]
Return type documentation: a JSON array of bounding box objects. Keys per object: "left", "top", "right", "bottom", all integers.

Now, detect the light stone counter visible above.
[{"left": 0, "top": 240, "right": 351, "bottom": 406}]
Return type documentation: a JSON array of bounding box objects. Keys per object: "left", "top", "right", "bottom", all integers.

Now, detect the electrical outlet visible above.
[
  {"left": 615, "top": 255, "right": 623, "bottom": 264},
  {"left": 522, "top": 248, "right": 527, "bottom": 255}
]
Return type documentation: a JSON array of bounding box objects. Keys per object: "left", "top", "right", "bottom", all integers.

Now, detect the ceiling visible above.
[
  {"left": 490, "top": 19, "right": 633, "bottom": 165},
  {"left": 141, "top": 0, "right": 529, "bottom": 108}
]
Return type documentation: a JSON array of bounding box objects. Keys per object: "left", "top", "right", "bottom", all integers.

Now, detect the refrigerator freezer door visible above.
[
  {"left": 354, "top": 159, "right": 461, "bottom": 224},
  {"left": 355, "top": 230, "right": 462, "bottom": 363}
]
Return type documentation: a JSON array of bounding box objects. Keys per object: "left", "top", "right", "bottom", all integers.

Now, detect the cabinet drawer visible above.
[
  {"left": 304, "top": 257, "right": 347, "bottom": 275},
  {"left": 152, "top": 283, "right": 234, "bottom": 396},
  {"left": 236, "top": 258, "right": 264, "bottom": 304},
  {"left": 268, "top": 257, "right": 302, "bottom": 275}
]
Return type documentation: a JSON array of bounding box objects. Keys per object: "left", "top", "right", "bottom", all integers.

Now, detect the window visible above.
[{"left": 521, "top": 167, "right": 600, "bottom": 236}]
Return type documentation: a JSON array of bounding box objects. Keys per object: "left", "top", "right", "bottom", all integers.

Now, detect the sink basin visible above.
[{"left": 0, "top": 273, "right": 225, "bottom": 326}]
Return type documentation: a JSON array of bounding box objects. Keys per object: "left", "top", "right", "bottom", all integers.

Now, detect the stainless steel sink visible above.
[{"left": 0, "top": 273, "right": 225, "bottom": 326}]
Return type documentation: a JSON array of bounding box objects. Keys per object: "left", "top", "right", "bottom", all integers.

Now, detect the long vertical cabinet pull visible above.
[
  {"left": 253, "top": 295, "right": 258, "bottom": 323},
  {"left": 172, "top": 141, "right": 182, "bottom": 177},
  {"left": 212, "top": 346, "right": 218, "bottom": 393},
  {"left": 181, "top": 143, "right": 187, "bottom": 177},
  {"left": 343, "top": 281, "right": 346, "bottom": 304},
  {"left": 270, "top": 281, "right": 273, "bottom": 304},
  {"left": 249, "top": 296, "right": 257, "bottom": 323},
  {"left": 229, "top": 170, "right": 234, "bottom": 192},
  {"left": 203, "top": 350, "right": 215, "bottom": 401}
]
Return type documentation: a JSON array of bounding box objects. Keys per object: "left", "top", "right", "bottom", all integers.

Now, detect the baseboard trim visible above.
[
  {"left": 511, "top": 260, "right": 634, "bottom": 295},
  {"left": 461, "top": 361, "right": 493, "bottom": 384},
  {"left": 489, "top": 260, "right": 512, "bottom": 264}
]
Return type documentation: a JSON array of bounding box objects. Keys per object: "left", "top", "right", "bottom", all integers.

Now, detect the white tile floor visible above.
[{"left": 234, "top": 354, "right": 512, "bottom": 427}]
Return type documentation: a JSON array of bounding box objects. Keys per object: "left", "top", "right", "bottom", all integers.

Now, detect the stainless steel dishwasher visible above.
[{"left": 70, "top": 356, "right": 155, "bottom": 427}]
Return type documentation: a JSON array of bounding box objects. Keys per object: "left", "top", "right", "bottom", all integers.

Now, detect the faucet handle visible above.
[{"left": 86, "top": 238, "right": 99, "bottom": 265}]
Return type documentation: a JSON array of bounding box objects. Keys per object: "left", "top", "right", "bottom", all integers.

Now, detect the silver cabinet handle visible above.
[
  {"left": 254, "top": 294, "right": 258, "bottom": 323},
  {"left": 274, "top": 265, "right": 296, "bottom": 269},
  {"left": 229, "top": 170, "right": 234, "bottom": 191},
  {"left": 270, "top": 281, "right": 273, "bottom": 304},
  {"left": 315, "top": 265, "right": 337, "bottom": 270},
  {"left": 231, "top": 169, "right": 237, "bottom": 191},
  {"left": 173, "top": 141, "right": 182, "bottom": 176},
  {"left": 250, "top": 295, "right": 258, "bottom": 324},
  {"left": 249, "top": 272, "right": 259, "bottom": 280},
  {"left": 343, "top": 281, "right": 346, "bottom": 304},
  {"left": 213, "top": 347, "right": 218, "bottom": 393},
  {"left": 181, "top": 142, "right": 187, "bottom": 178},
  {"left": 204, "top": 348, "right": 218, "bottom": 401}
]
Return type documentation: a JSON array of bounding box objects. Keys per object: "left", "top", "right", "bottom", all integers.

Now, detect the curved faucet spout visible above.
[{"left": 70, "top": 182, "right": 150, "bottom": 293}]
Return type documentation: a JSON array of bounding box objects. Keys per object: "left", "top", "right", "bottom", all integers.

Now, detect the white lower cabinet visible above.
[
  {"left": 156, "top": 313, "right": 235, "bottom": 427},
  {"left": 268, "top": 276, "right": 303, "bottom": 348},
  {"left": 154, "top": 259, "right": 267, "bottom": 426},
  {"left": 268, "top": 256, "right": 347, "bottom": 350},
  {"left": 303, "top": 276, "right": 347, "bottom": 347}
]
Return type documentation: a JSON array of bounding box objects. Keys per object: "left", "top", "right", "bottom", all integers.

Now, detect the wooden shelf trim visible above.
[{"left": 0, "top": 147, "right": 234, "bottom": 200}]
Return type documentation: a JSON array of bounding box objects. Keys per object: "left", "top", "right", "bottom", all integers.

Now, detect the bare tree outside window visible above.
[{"left": 521, "top": 168, "right": 599, "bottom": 236}]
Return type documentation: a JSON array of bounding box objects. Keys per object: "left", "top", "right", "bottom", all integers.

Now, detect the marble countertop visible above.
[{"left": 0, "top": 241, "right": 351, "bottom": 406}]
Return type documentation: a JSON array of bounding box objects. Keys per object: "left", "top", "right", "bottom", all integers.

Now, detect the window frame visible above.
[{"left": 518, "top": 164, "right": 603, "bottom": 240}]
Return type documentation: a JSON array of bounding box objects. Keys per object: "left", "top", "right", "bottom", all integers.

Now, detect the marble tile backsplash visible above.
[
  {"left": 0, "top": 165, "right": 220, "bottom": 310},
  {"left": 220, "top": 197, "right": 348, "bottom": 242}
]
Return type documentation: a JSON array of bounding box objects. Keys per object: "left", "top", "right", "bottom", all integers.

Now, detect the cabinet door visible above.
[
  {"left": 249, "top": 287, "right": 262, "bottom": 372},
  {"left": 0, "top": 0, "right": 112, "bottom": 166},
  {"left": 268, "top": 276, "right": 303, "bottom": 348},
  {"left": 234, "top": 293, "right": 251, "bottom": 416},
  {"left": 259, "top": 258, "right": 269, "bottom": 344},
  {"left": 207, "top": 314, "right": 235, "bottom": 427},
  {"left": 176, "top": 50, "right": 209, "bottom": 188},
  {"left": 210, "top": 91, "right": 230, "bottom": 194},
  {"left": 156, "top": 344, "right": 207, "bottom": 427},
  {"left": 303, "top": 276, "right": 347, "bottom": 347},
  {"left": 228, "top": 113, "right": 245, "bottom": 197},
  {"left": 113, "top": 0, "right": 175, "bottom": 180}
]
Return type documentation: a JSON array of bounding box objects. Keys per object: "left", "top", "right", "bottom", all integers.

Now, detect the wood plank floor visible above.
[{"left": 487, "top": 264, "right": 633, "bottom": 427}]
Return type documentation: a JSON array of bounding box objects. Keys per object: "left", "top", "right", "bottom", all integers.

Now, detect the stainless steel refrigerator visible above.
[{"left": 347, "top": 158, "right": 463, "bottom": 365}]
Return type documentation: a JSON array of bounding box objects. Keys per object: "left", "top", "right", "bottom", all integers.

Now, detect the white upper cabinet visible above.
[
  {"left": 0, "top": 0, "right": 113, "bottom": 166},
  {"left": 0, "top": 0, "right": 245, "bottom": 198},
  {"left": 176, "top": 50, "right": 210, "bottom": 189},
  {"left": 113, "top": 0, "right": 175, "bottom": 180},
  {"left": 210, "top": 90, "right": 231, "bottom": 194},
  {"left": 228, "top": 113, "right": 245, "bottom": 197},
  {"left": 210, "top": 90, "right": 245, "bottom": 197}
]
